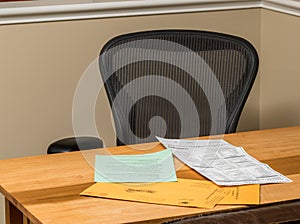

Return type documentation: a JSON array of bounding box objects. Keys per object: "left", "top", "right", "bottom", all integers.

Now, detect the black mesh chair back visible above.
[{"left": 99, "top": 30, "right": 259, "bottom": 146}]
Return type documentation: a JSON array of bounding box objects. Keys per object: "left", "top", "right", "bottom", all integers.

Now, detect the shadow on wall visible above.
[{"left": 261, "top": 102, "right": 300, "bottom": 129}]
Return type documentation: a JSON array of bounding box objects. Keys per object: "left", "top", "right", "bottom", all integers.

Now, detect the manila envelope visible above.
[
  {"left": 80, "top": 178, "right": 231, "bottom": 208},
  {"left": 219, "top": 184, "right": 260, "bottom": 205}
]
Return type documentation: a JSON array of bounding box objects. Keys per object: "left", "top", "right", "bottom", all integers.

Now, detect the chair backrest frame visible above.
[{"left": 99, "top": 30, "right": 259, "bottom": 146}]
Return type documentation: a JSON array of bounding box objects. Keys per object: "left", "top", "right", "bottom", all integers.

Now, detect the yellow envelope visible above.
[
  {"left": 219, "top": 184, "right": 260, "bottom": 205},
  {"left": 80, "top": 178, "right": 231, "bottom": 208}
]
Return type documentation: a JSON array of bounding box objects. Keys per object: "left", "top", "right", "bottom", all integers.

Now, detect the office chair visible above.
[
  {"left": 99, "top": 30, "right": 259, "bottom": 146},
  {"left": 48, "top": 29, "right": 258, "bottom": 153}
]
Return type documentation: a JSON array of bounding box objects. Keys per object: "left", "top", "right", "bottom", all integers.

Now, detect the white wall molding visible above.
[
  {"left": 262, "top": 0, "right": 300, "bottom": 17},
  {"left": 0, "top": 0, "right": 298, "bottom": 25}
]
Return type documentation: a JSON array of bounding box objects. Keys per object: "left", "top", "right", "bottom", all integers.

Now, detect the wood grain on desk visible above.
[{"left": 0, "top": 126, "right": 300, "bottom": 224}]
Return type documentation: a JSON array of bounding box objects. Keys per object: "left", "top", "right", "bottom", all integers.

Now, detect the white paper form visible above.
[{"left": 156, "top": 137, "right": 292, "bottom": 186}]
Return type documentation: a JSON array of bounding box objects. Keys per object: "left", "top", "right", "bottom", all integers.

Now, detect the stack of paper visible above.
[
  {"left": 81, "top": 147, "right": 261, "bottom": 208},
  {"left": 156, "top": 137, "right": 292, "bottom": 186}
]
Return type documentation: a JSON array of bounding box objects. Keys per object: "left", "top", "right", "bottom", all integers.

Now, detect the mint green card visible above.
[{"left": 94, "top": 148, "right": 177, "bottom": 183}]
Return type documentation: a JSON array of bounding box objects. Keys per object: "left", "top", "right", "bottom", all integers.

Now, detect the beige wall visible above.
[
  {"left": 0, "top": 9, "right": 261, "bottom": 224},
  {"left": 0, "top": 8, "right": 261, "bottom": 160},
  {"left": 260, "top": 9, "right": 300, "bottom": 129}
]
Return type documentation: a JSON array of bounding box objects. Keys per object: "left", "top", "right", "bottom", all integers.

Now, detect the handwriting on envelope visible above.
[{"left": 81, "top": 178, "right": 231, "bottom": 208}]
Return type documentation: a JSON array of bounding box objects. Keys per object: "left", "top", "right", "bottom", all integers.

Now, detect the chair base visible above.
[{"left": 47, "top": 136, "right": 103, "bottom": 154}]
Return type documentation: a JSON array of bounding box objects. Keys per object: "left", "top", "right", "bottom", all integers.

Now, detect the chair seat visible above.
[{"left": 47, "top": 136, "right": 103, "bottom": 154}]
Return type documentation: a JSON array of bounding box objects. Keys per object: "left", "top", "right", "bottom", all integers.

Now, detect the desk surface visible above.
[{"left": 0, "top": 126, "right": 300, "bottom": 224}]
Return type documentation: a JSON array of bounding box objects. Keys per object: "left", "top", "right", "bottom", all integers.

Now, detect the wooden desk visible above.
[{"left": 1, "top": 126, "right": 300, "bottom": 224}]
